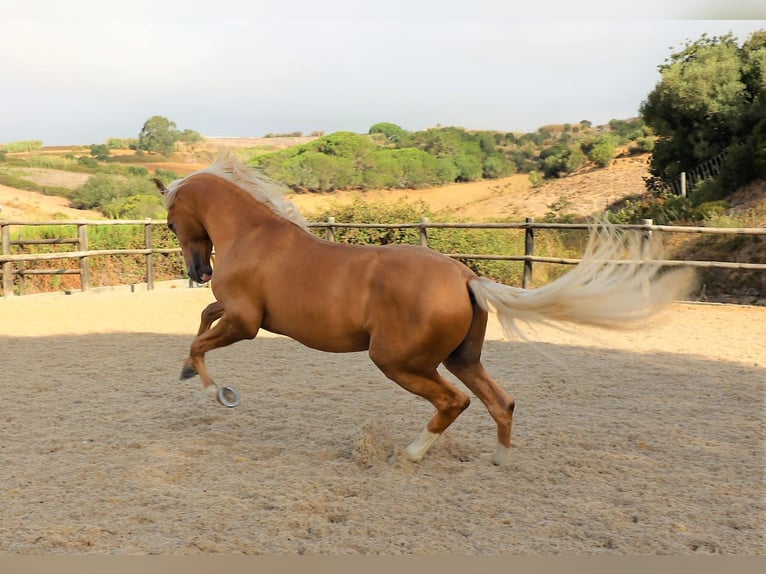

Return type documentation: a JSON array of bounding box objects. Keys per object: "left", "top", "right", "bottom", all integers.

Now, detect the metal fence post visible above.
[
  {"left": 523, "top": 217, "right": 535, "bottom": 289},
  {"left": 420, "top": 217, "right": 429, "bottom": 247},
  {"left": 326, "top": 217, "right": 336, "bottom": 242}
]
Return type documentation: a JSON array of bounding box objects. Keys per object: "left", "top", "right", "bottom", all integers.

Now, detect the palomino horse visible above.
[{"left": 153, "top": 154, "right": 694, "bottom": 465}]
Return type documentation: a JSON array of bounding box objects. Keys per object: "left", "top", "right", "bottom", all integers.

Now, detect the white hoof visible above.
[
  {"left": 481, "top": 443, "right": 512, "bottom": 466},
  {"left": 404, "top": 428, "right": 440, "bottom": 462},
  {"left": 203, "top": 384, "right": 218, "bottom": 397}
]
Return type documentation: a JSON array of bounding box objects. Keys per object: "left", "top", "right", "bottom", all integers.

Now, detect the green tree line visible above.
[
  {"left": 640, "top": 29, "right": 766, "bottom": 202},
  {"left": 251, "top": 119, "right": 650, "bottom": 193}
]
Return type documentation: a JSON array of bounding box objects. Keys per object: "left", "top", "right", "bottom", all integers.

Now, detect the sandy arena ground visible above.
[{"left": 0, "top": 286, "right": 763, "bottom": 554}]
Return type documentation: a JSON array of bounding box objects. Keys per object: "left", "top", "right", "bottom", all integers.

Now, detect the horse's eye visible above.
[{"left": 168, "top": 222, "right": 176, "bottom": 233}]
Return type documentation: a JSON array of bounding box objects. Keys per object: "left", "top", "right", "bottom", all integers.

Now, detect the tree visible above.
[
  {"left": 138, "top": 115, "right": 181, "bottom": 156},
  {"left": 640, "top": 30, "right": 766, "bottom": 187},
  {"left": 179, "top": 129, "right": 204, "bottom": 145}
]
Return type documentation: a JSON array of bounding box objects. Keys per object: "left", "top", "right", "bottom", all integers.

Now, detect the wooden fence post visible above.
[
  {"left": 1, "top": 224, "right": 12, "bottom": 297},
  {"left": 144, "top": 220, "right": 154, "bottom": 290},
  {"left": 78, "top": 223, "right": 90, "bottom": 291},
  {"left": 420, "top": 217, "right": 429, "bottom": 247},
  {"left": 18, "top": 233, "right": 26, "bottom": 295},
  {"left": 523, "top": 217, "right": 535, "bottom": 289},
  {"left": 640, "top": 218, "right": 653, "bottom": 259},
  {"left": 326, "top": 217, "right": 335, "bottom": 242}
]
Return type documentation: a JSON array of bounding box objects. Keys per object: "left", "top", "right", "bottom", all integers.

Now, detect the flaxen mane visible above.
[{"left": 163, "top": 152, "right": 308, "bottom": 228}]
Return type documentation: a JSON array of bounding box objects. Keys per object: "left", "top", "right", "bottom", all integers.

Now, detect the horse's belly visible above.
[{"left": 261, "top": 320, "right": 370, "bottom": 353}]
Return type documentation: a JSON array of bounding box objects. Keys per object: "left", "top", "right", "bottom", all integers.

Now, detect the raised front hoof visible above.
[{"left": 180, "top": 364, "right": 198, "bottom": 380}]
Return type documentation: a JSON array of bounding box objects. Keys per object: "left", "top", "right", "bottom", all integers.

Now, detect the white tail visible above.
[{"left": 468, "top": 218, "right": 696, "bottom": 340}]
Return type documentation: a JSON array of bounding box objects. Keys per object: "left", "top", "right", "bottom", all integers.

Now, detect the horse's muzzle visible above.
[{"left": 190, "top": 264, "right": 213, "bottom": 284}]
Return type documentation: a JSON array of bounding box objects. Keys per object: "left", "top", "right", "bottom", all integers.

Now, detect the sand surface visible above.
[{"left": 0, "top": 287, "right": 763, "bottom": 554}]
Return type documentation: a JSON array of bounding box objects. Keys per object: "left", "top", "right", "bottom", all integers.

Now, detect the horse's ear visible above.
[{"left": 152, "top": 177, "right": 168, "bottom": 194}]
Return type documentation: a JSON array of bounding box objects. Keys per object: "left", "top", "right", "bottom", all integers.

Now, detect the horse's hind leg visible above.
[
  {"left": 197, "top": 301, "right": 224, "bottom": 335},
  {"left": 444, "top": 358, "right": 515, "bottom": 465},
  {"left": 443, "top": 306, "right": 516, "bottom": 465},
  {"left": 370, "top": 354, "right": 471, "bottom": 462}
]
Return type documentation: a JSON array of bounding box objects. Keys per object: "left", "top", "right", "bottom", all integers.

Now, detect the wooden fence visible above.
[{"left": 1, "top": 217, "right": 765, "bottom": 298}]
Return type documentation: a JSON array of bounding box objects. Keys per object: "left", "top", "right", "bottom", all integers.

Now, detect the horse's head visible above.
[{"left": 153, "top": 177, "right": 214, "bottom": 284}]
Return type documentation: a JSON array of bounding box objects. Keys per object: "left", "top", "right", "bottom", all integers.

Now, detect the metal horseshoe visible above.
[{"left": 217, "top": 385, "right": 241, "bottom": 408}]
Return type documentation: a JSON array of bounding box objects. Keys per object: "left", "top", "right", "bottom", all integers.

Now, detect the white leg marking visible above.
[
  {"left": 492, "top": 442, "right": 512, "bottom": 466},
  {"left": 404, "top": 428, "right": 441, "bottom": 462}
]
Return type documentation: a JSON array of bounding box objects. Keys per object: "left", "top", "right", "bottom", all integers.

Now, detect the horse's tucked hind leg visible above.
[
  {"left": 444, "top": 303, "right": 516, "bottom": 466},
  {"left": 197, "top": 301, "right": 224, "bottom": 335},
  {"left": 370, "top": 355, "right": 471, "bottom": 462}
]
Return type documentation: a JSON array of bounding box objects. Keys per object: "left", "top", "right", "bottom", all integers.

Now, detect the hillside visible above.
[
  {"left": 0, "top": 140, "right": 653, "bottom": 222},
  {"left": 287, "top": 151, "right": 651, "bottom": 221}
]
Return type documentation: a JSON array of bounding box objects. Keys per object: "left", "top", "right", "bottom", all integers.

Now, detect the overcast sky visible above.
[{"left": 1, "top": 1, "right": 764, "bottom": 145}]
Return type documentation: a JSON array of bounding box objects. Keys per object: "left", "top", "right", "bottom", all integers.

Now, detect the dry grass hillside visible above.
[
  {"left": 0, "top": 139, "right": 653, "bottom": 222},
  {"left": 288, "top": 152, "right": 652, "bottom": 221}
]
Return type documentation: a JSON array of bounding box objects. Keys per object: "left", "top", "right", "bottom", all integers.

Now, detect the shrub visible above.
[
  {"left": 106, "top": 138, "right": 138, "bottom": 149},
  {"left": 633, "top": 136, "right": 655, "bottom": 153},
  {"left": 692, "top": 200, "right": 729, "bottom": 220},
  {"left": 306, "top": 197, "right": 431, "bottom": 245},
  {"left": 26, "top": 156, "right": 79, "bottom": 170},
  {"left": 540, "top": 144, "right": 586, "bottom": 178},
  {"left": 70, "top": 173, "right": 158, "bottom": 216},
  {"left": 364, "top": 148, "right": 442, "bottom": 189},
  {"left": 127, "top": 166, "right": 149, "bottom": 177},
  {"left": 283, "top": 152, "right": 357, "bottom": 191},
  {"left": 104, "top": 194, "right": 166, "bottom": 219},
  {"left": 1, "top": 140, "right": 43, "bottom": 153},
  {"left": 587, "top": 136, "right": 618, "bottom": 167},
  {"left": 528, "top": 170, "right": 544, "bottom": 187},
  {"left": 368, "top": 122, "right": 412, "bottom": 147},
  {"left": 154, "top": 168, "right": 180, "bottom": 183},
  {"left": 90, "top": 144, "right": 111, "bottom": 161}
]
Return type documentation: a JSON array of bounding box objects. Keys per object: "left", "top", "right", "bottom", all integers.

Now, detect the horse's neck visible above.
[{"left": 195, "top": 185, "right": 300, "bottom": 250}]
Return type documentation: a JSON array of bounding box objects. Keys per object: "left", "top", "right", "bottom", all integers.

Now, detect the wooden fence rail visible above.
[{"left": 1, "top": 218, "right": 765, "bottom": 297}]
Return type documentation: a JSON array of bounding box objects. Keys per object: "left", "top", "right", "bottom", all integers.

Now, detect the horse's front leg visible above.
[{"left": 180, "top": 312, "right": 258, "bottom": 392}]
